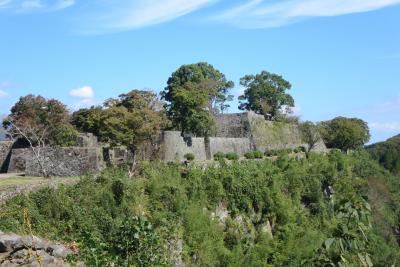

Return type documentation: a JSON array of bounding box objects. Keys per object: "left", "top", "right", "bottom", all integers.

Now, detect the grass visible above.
[{"left": 0, "top": 176, "right": 78, "bottom": 189}]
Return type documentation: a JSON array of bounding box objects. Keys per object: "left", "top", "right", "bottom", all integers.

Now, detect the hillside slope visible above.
[
  {"left": 367, "top": 134, "right": 400, "bottom": 175},
  {"left": 0, "top": 151, "right": 399, "bottom": 266}
]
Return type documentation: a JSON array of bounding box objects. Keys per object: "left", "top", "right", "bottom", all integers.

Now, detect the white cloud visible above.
[
  {"left": 355, "top": 97, "right": 400, "bottom": 114},
  {"left": 370, "top": 122, "right": 400, "bottom": 132},
  {"left": 69, "top": 85, "right": 94, "bottom": 99},
  {"left": 0, "top": 90, "right": 8, "bottom": 99},
  {"left": 214, "top": 0, "right": 400, "bottom": 28},
  {"left": 0, "top": 0, "right": 74, "bottom": 11},
  {"left": 77, "top": 0, "right": 216, "bottom": 34},
  {"left": 69, "top": 85, "right": 97, "bottom": 110},
  {"left": 0, "top": 0, "right": 12, "bottom": 8}
]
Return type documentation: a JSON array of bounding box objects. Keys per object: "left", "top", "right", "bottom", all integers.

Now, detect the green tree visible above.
[
  {"left": 238, "top": 71, "right": 294, "bottom": 120},
  {"left": 71, "top": 106, "right": 103, "bottom": 139},
  {"left": 319, "top": 117, "right": 370, "bottom": 151},
  {"left": 162, "top": 62, "right": 234, "bottom": 135},
  {"left": 3, "top": 94, "right": 77, "bottom": 147},
  {"left": 367, "top": 134, "right": 400, "bottom": 174},
  {"left": 299, "top": 121, "right": 321, "bottom": 152},
  {"left": 3, "top": 95, "right": 78, "bottom": 177},
  {"left": 100, "top": 90, "right": 163, "bottom": 176}
]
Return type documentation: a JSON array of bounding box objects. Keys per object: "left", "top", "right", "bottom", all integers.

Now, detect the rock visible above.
[
  {"left": 214, "top": 202, "right": 229, "bottom": 224},
  {"left": 46, "top": 244, "right": 72, "bottom": 258},
  {"left": 260, "top": 220, "right": 273, "bottom": 239},
  {"left": 0, "top": 232, "right": 82, "bottom": 267},
  {"left": 169, "top": 238, "right": 185, "bottom": 267}
]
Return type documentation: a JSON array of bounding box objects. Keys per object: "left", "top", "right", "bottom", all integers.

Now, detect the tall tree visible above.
[
  {"left": 3, "top": 94, "right": 77, "bottom": 147},
  {"left": 72, "top": 106, "right": 104, "bottom": 139},
  {"left": 100, "top": 90, "right": 163, "bottom": 177},
  {"left": 319, "top": 117, "right": 370, "bottom": 151},
  {"left": 162, "top": 62, "right": 234, "bottom": 135},
  {"left": 238, "top": 71, "right": 294, "bottom": 120}
]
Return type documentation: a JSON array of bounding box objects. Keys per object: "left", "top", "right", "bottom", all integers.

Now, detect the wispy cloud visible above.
[
  {"left": 0, "top": 90, "right": 8, "bottom": 99},
  {"left": 0, "top": 0, "right": 74, "bottom": 11},
  {"left": 0, "top": 81, "right": 13, "bottom": 99},
  {"left": 354, "top": 96, "right": 400, "bottom": 114},
  {"left": 214, "top": 0, "right": 400, "bottom": 28},
  {"left": 370, "top": 122, "right": 400, "bottom": 132},
  {"left": 69, "top": 85, "right": 97, "bottom": 110},
  {"left": 69, "top": 85, "right": 94, "bottom": 99},
  {"left": 78, "top": 0, "right": 217, "bottom": 34}
]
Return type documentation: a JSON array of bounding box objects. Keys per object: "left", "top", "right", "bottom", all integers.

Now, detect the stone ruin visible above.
[{"left": 0, "top": 112, "right": 327, "bottom": 177}]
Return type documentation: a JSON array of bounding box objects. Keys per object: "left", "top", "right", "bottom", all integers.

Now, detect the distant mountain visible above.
[{"left": 367, "top": 134, "right": 400, "bottom": 175}]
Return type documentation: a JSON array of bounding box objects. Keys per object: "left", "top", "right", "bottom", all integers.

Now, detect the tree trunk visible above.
[{"left": 30, "top": 146, "right": 49, "bottom": 178}]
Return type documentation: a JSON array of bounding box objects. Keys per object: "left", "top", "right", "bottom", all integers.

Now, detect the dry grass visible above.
[{"left": 0, "top": 176, "right": 77, "bottom": 189}]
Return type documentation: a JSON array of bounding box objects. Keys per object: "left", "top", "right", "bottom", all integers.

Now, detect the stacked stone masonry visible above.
[{"left": 1, "top": 112, "right": 327, "bottom": 176}]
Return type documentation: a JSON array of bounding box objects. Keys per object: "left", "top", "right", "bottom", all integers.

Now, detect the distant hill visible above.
[{"left": 367, "top": 134, "right": 400, "bottom": 175}]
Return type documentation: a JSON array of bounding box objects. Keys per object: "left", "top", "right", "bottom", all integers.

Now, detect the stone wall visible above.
[
  {"left": 7, "top": 147, "right": 103, "bottom": 176},
  {"left": 7, "top": 148, "right": 29, "bottom": 173},
  {"left": 162, "top": 131, "right": 207, "bottom": 161},
  {"left": 209, "top": 137, "right": 251, "bottom": 156},
  {"left": 213, "top": 113, "right": 250, "bottom": 138},
  {"left": 76, "top": 132, "right": 98, "bottom": 147},
  {"left": 0, "top": 141, "right": 13, "bottom": 173}
]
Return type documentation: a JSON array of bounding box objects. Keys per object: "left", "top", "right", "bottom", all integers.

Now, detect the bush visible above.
[
  {"left": 184, "top": 153, "right": 195, "bottom": 161},
  {"left": 214, "top": 152, "right": 225, "bottom": 161},
  {"left": 245, "top": 151, "right": 264, "bottom": 159},
  {"left": 265, "top": 148, "right": 294, "bottom": 157},
  {"left": 225, "top": 152, "right": 239, "bottom": 161},
  {"left": 244, "top": 151, "right": 255, "bottom": 159},
  {"left": 253, "top": 151, "right": 264, "bottom": 159},
  {"left": 298, "top": 146, "right": 307, "bottom": 153}
]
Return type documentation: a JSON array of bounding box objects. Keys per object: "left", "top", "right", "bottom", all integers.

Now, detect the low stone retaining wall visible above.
[{"left": 7, "top": 147, "right": 103, "bottom": 177}]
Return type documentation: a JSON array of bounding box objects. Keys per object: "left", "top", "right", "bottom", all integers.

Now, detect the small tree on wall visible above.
[
  {"left": 238, "top": 71, "right": 294, "bottom": 120},
  {"left": 162, "top": 62, "right": 234, "bottom": 136}
]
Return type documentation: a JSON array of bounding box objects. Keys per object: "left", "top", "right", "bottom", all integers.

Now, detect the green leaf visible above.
[{"left": 325, "top": 238, "right": 335, "bottom": 250}]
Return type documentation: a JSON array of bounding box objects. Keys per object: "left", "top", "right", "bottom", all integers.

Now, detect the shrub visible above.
[
  {"left": 253, "top": 151, "right": 264, "bottom": 159},
  {"left": 214, "top": 152, "right": 225, "bottom": 161},
  {"left": 298, "top": 146, "right": 307, "bottom": 153},
  {"left": 225, "top": 152, "right": 239, "bottom": 161},
  {"left": 184, "top": 153, "right": 195, "bottom": 161},
  {"left": 244, "top": 151, "right": 255, "bottom": 159}
]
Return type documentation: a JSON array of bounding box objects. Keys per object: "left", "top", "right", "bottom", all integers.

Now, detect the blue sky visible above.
[{"left": 0, "top": 0, "right": 399, "bottom": 143}]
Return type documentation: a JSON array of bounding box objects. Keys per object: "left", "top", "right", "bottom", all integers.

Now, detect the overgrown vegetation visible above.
[
  {"left": 367, "top": 134, "right": 400, "bottom": 175},
  {"left": 1, "top": 150, "right": 399, "bottom": 266}
]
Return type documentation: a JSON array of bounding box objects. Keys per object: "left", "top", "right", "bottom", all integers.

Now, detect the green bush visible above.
[
  {"left": 245, "top": 151, "right": 264, "bottom": 159},
  {"left": 253, "top": 150, "right": 264, "bottom": 159},
  {"left": 1, "top": 151, "right": 400, "bottom": 266},
  {"left": 184, "top": 153, "right": 195, "bottom": 161},
  {"left": 225, "top": 152, "right": 239, "bottom": 161},
  {"left": 214, "top": 151, "right": 225, "bottom": 161},
  {"left": 244, "top": 151, "right": 255, "bottom": 159},
  {"left": 298, "top": 146, "right": 307, "bottom": 153}
]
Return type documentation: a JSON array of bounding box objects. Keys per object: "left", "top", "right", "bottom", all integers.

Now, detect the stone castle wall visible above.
[
  {"left": 0, "top": 141, "right": 13, "bottom": 173},
  {"left": 161, "top": 112, "right": 327, "bottom": 161},
  {"left": 2, "top": 112, "right": 327, "bottom": 175},
  {"left": 11, "top": 147, "right": 103, "bottom": 177}
]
